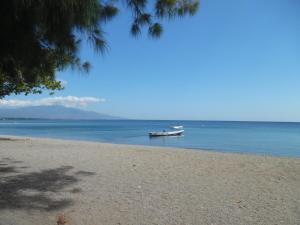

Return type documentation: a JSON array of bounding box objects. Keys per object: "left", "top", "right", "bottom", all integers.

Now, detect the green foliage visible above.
[{"left": 0, "top": 0, "right": 199, "bottom": 98}]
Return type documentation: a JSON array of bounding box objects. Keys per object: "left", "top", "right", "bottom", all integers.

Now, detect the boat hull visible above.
[{"left": 149, "top": 130, "right": 184, "bottom": 137}]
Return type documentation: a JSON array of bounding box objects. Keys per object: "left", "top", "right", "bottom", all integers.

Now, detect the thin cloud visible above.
[{"left": 0, "top": 96, "right": 105, "bottom": 108}]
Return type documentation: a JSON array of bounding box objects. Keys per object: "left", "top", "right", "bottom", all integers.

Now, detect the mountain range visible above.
[{"left": 0, "top": 105, "right": 122, "bottom": 120}]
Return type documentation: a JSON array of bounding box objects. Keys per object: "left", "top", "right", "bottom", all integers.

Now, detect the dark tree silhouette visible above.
[{"left": 0, "top": 0, "right": 199, "bottom": 98}]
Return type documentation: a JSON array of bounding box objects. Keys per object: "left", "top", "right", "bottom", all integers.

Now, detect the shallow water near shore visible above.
[{"left": 0, "top": 119, "right": 300, "bottom": 157}]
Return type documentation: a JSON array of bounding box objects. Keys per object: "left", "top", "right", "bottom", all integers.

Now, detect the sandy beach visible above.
[{"left": 0, "top": 136, "right": 299, "bottom": 225}]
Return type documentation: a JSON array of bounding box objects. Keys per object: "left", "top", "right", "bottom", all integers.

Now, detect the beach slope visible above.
[{"left": 0, "top": 136, "right": 299, "bottom": 225}]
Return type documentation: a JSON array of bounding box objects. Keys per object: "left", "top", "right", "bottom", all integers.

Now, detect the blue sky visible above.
[{"left": 3, "top": 0, "right": 300, "bottom": 121}]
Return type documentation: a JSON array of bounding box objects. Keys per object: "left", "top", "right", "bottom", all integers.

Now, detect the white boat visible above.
[
  {"left": 149, "top": 129, "right": 184, "bottom": 137},
  {"left": 171, "top": 125, "right": 183, "bottom": 129}
]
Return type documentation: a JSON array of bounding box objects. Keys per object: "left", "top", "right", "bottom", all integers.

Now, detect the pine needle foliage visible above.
[{"left": 0, "top": 0, "right": 199, "bottom": 98}]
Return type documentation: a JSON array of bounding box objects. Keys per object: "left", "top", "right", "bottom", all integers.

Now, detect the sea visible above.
[{"left": 0, "top": 119, "right": 299, "bottom": 157}]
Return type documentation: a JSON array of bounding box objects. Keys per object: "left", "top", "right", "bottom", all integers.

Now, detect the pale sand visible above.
[{"left": 0, "top": 136, "right": 299, "bottom": 225}]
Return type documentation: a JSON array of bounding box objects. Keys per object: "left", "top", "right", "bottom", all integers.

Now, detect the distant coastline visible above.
[
  {"left": 0, "top": 105, "right": 123, "bottom": 120},
  {"left": 1, "top": 117, "right": 300, "bottom": 123}
]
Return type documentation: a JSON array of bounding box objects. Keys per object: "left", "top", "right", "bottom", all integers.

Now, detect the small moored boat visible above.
[
  {"left": 149, "top": 129, "right": 184, "bottom": 137},
  {"left": 171, "top": 125, "right": 183, "bottom": 129}
]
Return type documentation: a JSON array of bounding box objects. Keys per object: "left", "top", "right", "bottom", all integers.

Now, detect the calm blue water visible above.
[{"left": 0, "top": 119, "right": 299, "bottom": 157}]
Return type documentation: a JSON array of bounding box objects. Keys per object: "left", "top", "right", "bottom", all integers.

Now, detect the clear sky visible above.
[{"left": 4, "top": 0, "right": 300, "bottom": 121}]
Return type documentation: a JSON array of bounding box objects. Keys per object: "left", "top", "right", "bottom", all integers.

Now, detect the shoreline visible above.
[
  {"left": 0, "top": 135, "right": 299, "bottom": 225},
  {"left": 0, "top": 134, "right": 297, "bottom": 159}
]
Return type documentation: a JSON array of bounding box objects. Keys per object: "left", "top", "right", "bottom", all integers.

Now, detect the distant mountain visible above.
[{"left": 0, "top": 105, "right": 122, "bottom": 120}]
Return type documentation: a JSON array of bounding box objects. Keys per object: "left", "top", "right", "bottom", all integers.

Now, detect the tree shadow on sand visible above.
[{"left": 0, "top": 158, "right": 95, "bottom": 211}]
